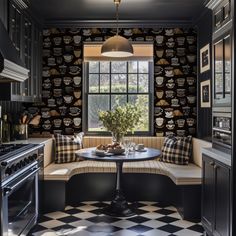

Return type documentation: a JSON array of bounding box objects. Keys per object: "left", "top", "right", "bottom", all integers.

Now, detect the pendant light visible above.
[{"left": 101, "top": 0, "right": 133, "bottom": 57}]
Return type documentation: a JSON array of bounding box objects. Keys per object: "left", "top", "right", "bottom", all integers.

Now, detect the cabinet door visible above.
[
  {"left": 32, "top": 25, "right": 41, "bottom": 101},
  {"left": 214, "top": 39, "right": 224, "bottom": 101},
  {"left": 202, "top": 155, "right": 215, "bottom": 233},
  {"left": 224, "top": 35, "right": 231, "bottom": 103},
  {"left": 8, "top": 1, "right": 23, "bottom": 99},
  {"left": 214, "top": 162, "right": 230, "bottom": 236},
  {"left": 22, "top": 17, "right": 32, "bottom": 98},
  {"left": 0, "top": 0, "right": 8, "bottom": 28}
]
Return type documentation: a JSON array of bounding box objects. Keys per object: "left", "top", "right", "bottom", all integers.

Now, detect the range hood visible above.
[{"left": 0, "top": 20, "right": 29, "bottom": 82}]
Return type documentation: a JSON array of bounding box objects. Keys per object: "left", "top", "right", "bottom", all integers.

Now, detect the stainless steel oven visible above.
[
  {"left": 1, "top": 162, "right": 39, "bottom": 236},
  {"left": 212, "top": 111, "right": 231, "bottom": 154}
]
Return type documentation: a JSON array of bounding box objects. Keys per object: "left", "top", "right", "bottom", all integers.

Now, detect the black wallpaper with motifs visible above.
[{"left": 26, "top": 27, "right": 197, "bottom": 137}]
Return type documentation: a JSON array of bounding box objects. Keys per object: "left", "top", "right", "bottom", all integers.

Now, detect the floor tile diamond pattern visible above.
[{"left": 29, "top": 202, "right": 204, "bottom": 236}]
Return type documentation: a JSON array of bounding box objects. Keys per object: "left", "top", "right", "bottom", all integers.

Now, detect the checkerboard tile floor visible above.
[{"left": 29, "top": 202, "right": 204, "bottom": 236}]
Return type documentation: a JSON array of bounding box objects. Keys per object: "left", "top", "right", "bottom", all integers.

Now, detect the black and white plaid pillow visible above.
[
  {"left": 161, "top": 136, "right": 192, "bottom": 165},
  {"left": 54, "top": 134, "right": 81, "bottom": 164}
]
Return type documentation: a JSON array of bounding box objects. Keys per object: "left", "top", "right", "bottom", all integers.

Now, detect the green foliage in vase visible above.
[{"left": 98, "top": 103, "right": 143, "bottom": 135}]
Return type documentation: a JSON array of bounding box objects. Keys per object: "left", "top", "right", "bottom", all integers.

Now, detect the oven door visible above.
[{"left": 2, "top": 164, "right": 39, "bottom": 236}]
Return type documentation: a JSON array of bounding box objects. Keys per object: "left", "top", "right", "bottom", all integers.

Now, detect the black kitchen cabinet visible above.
[
  {"left": 0, "top": 0, "right": 42, "bottom": 102},
  {"left": 213, "top": 0, "right": 231, "bottom": 32},
  {"left": 213, "top": 32, "right": 232, "bottom": 107},
  {"left": 0, "top": 0, "right": 8, "bottom": 28},
  {"left": 202, "top": 154, "right": 231, "bottom": 236}
]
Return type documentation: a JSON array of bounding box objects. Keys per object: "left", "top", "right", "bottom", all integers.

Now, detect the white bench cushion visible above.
[
  {"left": 44, "top": 160, "right": 201, "bottom": 185},
  {"left": 45, "top": 136, "right": 212, "bottom": 168}
]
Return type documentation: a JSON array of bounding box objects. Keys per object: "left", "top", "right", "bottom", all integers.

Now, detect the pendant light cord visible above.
[{"left": 114, "top": 0, "right": 120, "bottom": 36}]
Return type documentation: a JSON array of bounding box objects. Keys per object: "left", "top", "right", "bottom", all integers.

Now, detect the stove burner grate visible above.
[{"left": 0, "top": 144, "right": 28, "bottom": 157}]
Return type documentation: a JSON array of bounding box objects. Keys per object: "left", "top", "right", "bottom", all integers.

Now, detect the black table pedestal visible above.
[
  {"left": 104, "top": 162, "right": 135, "bottom": 217},
  {"left": 76, "top": 147, "right": 161, "bottom": 217}
]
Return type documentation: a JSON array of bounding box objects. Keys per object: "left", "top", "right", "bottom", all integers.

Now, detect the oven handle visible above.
[{"left": 3, "top": 167, "right": 40, "bottom": 196}]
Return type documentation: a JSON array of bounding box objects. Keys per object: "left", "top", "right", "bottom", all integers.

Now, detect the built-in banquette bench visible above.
[{"left": 43, "top": 136, "right": 211, "bottom": 220}]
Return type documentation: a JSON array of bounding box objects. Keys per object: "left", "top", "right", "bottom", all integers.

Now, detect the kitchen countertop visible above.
[
  {"left": 201, "top": 147, "right": 231, "bottom": 167},
  {"left": 4, "top": 138, "right": 52, "bottom": 145}
]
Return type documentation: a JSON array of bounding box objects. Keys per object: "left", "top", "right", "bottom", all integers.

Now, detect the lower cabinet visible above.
[{"left": 202, "top": 154, "right": 231, "bottom": 236}]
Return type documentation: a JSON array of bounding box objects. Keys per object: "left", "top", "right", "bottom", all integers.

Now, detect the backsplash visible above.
[
  {"left": 0, "top": 101, "right": 22, "bottom": 119},
  {"left": 26, "top": 27, "right": 197, "bottom": 137}
]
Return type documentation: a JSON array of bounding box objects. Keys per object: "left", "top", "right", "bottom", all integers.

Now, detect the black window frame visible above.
[{"left": 83, "top": 60, "right": 154, "bottom": 136}]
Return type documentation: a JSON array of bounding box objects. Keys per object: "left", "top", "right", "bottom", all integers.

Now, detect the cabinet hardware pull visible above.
[
  {"left": 214, "top": 165, "right": 219, "bottom": 169},
  {"left": 210, "top": 161, "right": 215, "bottom": 166}
]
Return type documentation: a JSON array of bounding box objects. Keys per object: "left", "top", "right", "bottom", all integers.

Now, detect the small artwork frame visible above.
[
  {"left": 201, "top": 80, "right": 211, "bottom": 108},
  {"left": 200, "top": 44, "right": 210, "bottom": 73}
]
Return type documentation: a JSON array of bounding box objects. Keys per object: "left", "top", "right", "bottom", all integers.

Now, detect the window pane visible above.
[
  {"left": 100, "top": 74, "right": 110, "bottom": 93},
  {"left": 128, "top": 95, "right": 149, "bottom": 131},
  {"left": 111, "top": 95, "right": 127, "bottom": 109},
  {"left": 111, "top": 61, "right": 127, "bottom": 73},
  {"left": 111, "top": 74, "right": 127, "bottom": 93},
  {"left": 139, "top": 61, "right": 149, "bottom": 73},
  {"left": 139, "top": 74, "right": 149, "bottom": 93},
  {"left": 128, "top": 61, "right": 138, "bottom": 73},
  {"left": 128, "top": 74, "right": 138, "bottom": 92},
  {"left": 100, "top": 62, "right": 110, "bottom": 73},
  {"left": 88, "top": 95, "right": 109, "bottom": 131},
  {"left": 87, "top": 60, "right": 151, "bottom": 134},
  {"left": 89, "top": 61, "right": 99, "bottom": 73},
  {"left": 89, "top": 74, "right": 99, "bottom": 92}
]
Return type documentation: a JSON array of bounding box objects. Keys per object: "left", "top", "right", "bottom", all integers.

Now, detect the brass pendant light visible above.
[{"left": 101, "top": 0, "right": 134, "bottom": 57}]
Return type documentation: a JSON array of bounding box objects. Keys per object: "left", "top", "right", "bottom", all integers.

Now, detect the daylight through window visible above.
[{"left": 86, "top": 61, "right": 151, "bottom": 133}]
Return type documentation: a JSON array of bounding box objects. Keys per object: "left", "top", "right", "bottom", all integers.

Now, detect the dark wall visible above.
[
  {"left": 196, "top": 9, "right": 212, "bottom": 141},
  {"left": 26, "top": 27, "right": 197, "bottom": 137},
  {"left": 0, "top": 101, "right": 22, "bottom": 120}
]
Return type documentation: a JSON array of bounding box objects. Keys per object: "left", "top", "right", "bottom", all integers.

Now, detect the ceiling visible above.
[{"left": 29, "top": 0, "right": 207, "bottom": 25}]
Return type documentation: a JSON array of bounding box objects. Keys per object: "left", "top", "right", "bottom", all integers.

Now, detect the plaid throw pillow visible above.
[
  {"left": 54, "top": 134, "right": 81, "bottom": 164},
  {"left": 161, "top": 136, "right": 192, "bottom": 165}
]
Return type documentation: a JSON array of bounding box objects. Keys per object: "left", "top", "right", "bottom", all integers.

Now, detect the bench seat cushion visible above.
[{"left": 44, "top": 160, "right": 201, "bottom": 185}]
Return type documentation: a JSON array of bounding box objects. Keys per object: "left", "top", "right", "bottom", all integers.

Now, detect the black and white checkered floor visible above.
[{"left": 29, "top": 202, "right": 204, "bottom": 236}]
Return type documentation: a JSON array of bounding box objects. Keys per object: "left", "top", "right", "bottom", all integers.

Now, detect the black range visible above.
[{"left": 0, "top": 143, "right": 44, "bottom": 236}]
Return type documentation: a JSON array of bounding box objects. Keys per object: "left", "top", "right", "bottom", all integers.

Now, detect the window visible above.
[{"left": 85, "top": 61, "right": 152, "bottom": 134}]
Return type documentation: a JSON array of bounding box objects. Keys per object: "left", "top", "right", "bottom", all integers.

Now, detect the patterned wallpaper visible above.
[{"left": 26, "top": 27, "right": 197, "bottom": 137}]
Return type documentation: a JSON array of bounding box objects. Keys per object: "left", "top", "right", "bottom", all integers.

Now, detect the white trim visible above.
[
  {"left": 200, "top": 80, "right": 211, "bottom": 108},
  {"left": 200, "top": 44, "right": 210, "bottom": 73},
  {"left": 0, "top": 59, "right": 29, "bottom": 82}
]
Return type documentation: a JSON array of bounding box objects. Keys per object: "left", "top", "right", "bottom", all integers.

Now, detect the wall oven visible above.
[{"left": 212, "top": 109, "right": 231, "bottom": 154}]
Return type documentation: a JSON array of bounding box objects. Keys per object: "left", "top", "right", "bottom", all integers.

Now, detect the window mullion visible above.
[
  {"left": 127, "top": 61, "right": 128, "bottom": 103},
  {"left": 109, "top": 61, "right": 112, "bottom": 110},
  {"left": 137, "top": 61, "right": 139, "bottom": 93},
  {"left": 98, "top": 62, "right": 100, "bottom": 93}
]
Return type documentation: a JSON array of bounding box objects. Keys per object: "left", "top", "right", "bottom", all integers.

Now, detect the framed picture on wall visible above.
[
  {"left": 200, "top": 44, "right": 210, "bottom": 73},
  {"left": 201, "top": 80, "right": 211, "bottom": 108}
]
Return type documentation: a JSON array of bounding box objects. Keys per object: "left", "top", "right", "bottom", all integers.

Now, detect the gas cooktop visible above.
[
  {"left": 0, "top": 144, "right": 28, "bottom": 156},
  {"left": 0, "top": 143, "right": 38, "bottom": 160},
  {"left": 0, "top": 143, "right": 43, "bottom": 183}
]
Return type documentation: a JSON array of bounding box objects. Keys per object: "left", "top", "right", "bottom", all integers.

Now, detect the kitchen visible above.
[{"left": 0, "top": 0, "right": 235, "bottom": 235}]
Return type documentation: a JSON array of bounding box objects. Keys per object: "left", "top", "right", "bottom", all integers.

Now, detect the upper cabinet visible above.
[
  {"left": 213, "top": 33, "right": 231, "bottom": 107},
  {"left": 0, "top": 0, "right": 42, "bottom": 102},
  {"left": 207, "top": 0, "right": 232, "bottom": 109},
  {"left": 213, "top": 0, "right": 231, "bottom": 32}
]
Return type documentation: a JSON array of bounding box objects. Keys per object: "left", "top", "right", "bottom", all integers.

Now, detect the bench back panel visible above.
[
  {"left": 44, "top": 136, "right": 212, "bottom": 168},
  {"left": 83, "top": 136, "right": 165, "bottom": 150}
]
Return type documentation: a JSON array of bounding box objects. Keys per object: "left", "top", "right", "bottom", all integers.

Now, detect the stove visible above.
[
  {"left": 0, "top": 144, "right": 29, "bottom": 156},
  {"left": 0, "top": 143, "right": 43, "bottom": 183},
  {"left": 0, "top": 143, "right": 44, "bottom": 236}
]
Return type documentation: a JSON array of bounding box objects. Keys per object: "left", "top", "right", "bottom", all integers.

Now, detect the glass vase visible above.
[{"left": 111, "top": 132, "right": 124, "bottom": 144}]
